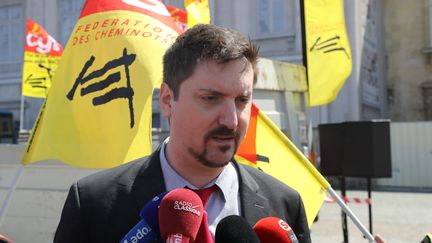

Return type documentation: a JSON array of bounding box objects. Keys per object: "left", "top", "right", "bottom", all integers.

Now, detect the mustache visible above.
[{"left": 205, "top": 126, "right": 240, "bottom": 139}]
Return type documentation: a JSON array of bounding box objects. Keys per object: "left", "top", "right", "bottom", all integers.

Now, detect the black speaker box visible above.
[{"left": 318, "top": 121, "right": 392, "bottom": 178}]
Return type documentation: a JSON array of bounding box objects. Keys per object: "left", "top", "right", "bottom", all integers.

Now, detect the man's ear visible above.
[{"left": 159, "top": 82, "right": 174, "bottom": 118}]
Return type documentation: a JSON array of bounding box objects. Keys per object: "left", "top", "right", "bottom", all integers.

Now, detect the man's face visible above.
[{"left": 161, "top": 59, "right": 254, "bottom": 168}]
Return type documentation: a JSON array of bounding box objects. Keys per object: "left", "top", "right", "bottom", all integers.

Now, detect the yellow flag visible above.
[
  {"left": 22, "top": 19, "right": 63, "bottom": 98},
  {"left": 184, "top": 0, "right": 210, "bottom": 27},
  {"left": 305, "top": 0, "right": 352, "bottom": 106},
  {"left": 236, "top": 103, "right": 330, "bottom": 226},
  {"left": 22, "top": 0, "right": 180, "bottom": 168}
]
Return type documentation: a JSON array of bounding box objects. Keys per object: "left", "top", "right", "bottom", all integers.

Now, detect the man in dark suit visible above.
[{"left": 54, "top": 24, "right": 311, "bottom": 243}]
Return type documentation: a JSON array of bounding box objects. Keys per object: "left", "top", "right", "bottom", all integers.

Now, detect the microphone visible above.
[
  {"left": 121, "top": 192, "right": 168, "bottom": 243},
  {"left": 140, "top": 191, "right": 168, "bottom": 239},
  {"left": 159, "top": 188, "right": 204, "bottom": 243},
  {"left": 253, "top": 217, "right": 299, "bottom": 243},
  {"left": 121, "top": 218, "right": 156, "bottom": 243},
  {"left": 215, "top": 215, "right": 260, "bottom": 243},
  {"left": 421, "top": 233, "right": 432, "bottom": 243}
]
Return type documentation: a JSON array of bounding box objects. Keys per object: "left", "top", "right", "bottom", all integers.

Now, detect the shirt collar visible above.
[{"left": 159, "top": 137, "right": 237, "bottom": 202}]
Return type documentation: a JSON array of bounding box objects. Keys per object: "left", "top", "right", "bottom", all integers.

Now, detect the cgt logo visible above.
[
  {"left": 121, "top": 0, "right": 170, "bottom": 16},
  {"left": 26, "top": 33, "right": 61, "bottom": 54},
  {"left": 123, "top": 226, "right": 152, "bottom": 243}
]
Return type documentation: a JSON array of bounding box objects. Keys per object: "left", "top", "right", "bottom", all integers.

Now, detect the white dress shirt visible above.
[{"left": 159, "top": 137, "right": 241, "bottom": 238}]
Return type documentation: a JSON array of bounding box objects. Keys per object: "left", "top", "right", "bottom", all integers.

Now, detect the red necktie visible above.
[{"left": 191, "top": 185, "right": 218, "bottom": 243}]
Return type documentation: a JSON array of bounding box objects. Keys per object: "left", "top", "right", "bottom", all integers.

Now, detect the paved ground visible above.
[
  {"left": 1, "top": 163, "right": 431, "bottom": 243},
  {"left": 310, "top": 190, "right": 432, "bottom": 243}
]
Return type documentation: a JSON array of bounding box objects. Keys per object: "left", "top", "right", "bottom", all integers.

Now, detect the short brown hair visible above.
[{"left": 163, "top": 24, "right": 259, "bottom": 100}]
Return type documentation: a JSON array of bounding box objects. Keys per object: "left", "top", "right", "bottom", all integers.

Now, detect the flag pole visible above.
[
  {"left": 19, "top": 95, "right": 25, "bottom": 132},
  {"left": 299, "top": 0, "right": 308, "bottom": 79},
  {"left": 327, "top": 186, "right": 376, "bottom": 242},
  {"left": 0, "top": 165, "right": 24, "bottom": 228}
]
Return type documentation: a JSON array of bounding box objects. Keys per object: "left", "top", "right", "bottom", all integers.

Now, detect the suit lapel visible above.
[
  {"left": 234, "top": 162, "right": 271, "bottom": 226},
  {"left": 131, "top": 148, "right": 167, "bottom": 210},
  {"left": 105, "top": 149, "right": 166, "bottom": 241},
  {"left": 126, "top": 151, "right": 270, "bottom": 226}
]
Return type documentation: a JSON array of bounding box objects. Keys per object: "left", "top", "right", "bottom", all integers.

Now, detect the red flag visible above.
[
  {"left": 236, "top": 103, "right": 259, "bottom": 165},
  {"left": 165, "top": 4, "right": 187, "bottom": 32},
  {"left": 22, "top": 19, "right": 64, "bottom": 98}
]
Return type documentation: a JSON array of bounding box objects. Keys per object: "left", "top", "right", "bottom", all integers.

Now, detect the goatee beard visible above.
[{"left": 188, "top": 126, "right": 241, "bottom": 168}]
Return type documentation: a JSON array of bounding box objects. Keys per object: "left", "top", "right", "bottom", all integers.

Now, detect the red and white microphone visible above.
[
  {"left": 253, "top": 217, "right": 299, "bottom": 243},
  {"left": 159, "top": 188, "right": 204, "bottom": 243}
]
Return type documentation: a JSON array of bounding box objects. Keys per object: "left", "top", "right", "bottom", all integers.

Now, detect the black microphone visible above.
[
  {"left": 421, "top": 233, "right": 432, "bottom": 243},
  {"left": 215, "top": 215, "right": 260, "bottom": 243}
]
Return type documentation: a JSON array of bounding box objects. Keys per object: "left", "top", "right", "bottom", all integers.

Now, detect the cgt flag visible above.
[
  {"left": 22, "top": 0, "right": 180, "bottom": 168},
  {"left": 165, "top": 4, "right": 187, "bottom": 32},
  {"left": 184, "top": 0, "right": 210, "bottom": 28},
  {"left": 22, "top": 19, "right": 63, "bottom": 98},
  {"left": 304, "top": 0, "right": 352, "bottom": 106},
  {"left": 236, "top": 103, "right": 330, "bottom": 226}
]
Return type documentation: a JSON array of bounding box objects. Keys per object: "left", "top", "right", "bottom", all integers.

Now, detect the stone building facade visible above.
[{"left": 384, "top": 0, "right": 432, "bottom": 120}]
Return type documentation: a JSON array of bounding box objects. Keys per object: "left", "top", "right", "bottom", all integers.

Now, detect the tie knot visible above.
[{"left": 191, "top": 185, "right": 218, "bottom": 207}]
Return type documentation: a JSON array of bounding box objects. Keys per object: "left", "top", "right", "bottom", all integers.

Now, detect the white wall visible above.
[{"left": 376, "top": 122, "right": 432, "bottom": 188}]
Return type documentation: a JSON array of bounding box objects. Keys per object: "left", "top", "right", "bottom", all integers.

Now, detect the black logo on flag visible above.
[
  {"left": 310, "top": 35, "right": 350, "bottom": 59},
  {"left": 24, "top": 63, "right": 54, "bottom": 91},
  {"left": 67, "top": 48, "right": 137, "bottom": 128},
  {"left": 256, "top": 154, "right": 270, "bottom": 163}
]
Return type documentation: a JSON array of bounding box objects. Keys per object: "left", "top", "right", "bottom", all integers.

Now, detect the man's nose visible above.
[{"left": 218, "top": 101, "right": 238, "bottom": 130}]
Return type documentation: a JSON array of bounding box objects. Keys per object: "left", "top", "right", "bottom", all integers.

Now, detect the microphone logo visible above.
[
  {"left": 169, "top": 233, "right": 183, "bottom": 243},
  {"left": 122, "top": 225, "right": 152, "bottom": 243},
  {"left": 278, "top": 219, "right": 292, "bottom": 231},
  {"left": 173, "top": 200, "right": 201, "bottom": 216}
]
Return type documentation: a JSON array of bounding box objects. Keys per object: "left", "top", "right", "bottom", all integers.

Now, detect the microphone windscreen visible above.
[
  {"left": 253, "top": 217, "right": 299, "bottom": 243},
  {"left": 159, "top": 188, "right": 204, "bottom": 241},
  {"left": 215, "top": 215, "right": 260, "bottom": 243},
  {"left": 139, "top": 191, "right": 168, "bottom": 238},
  {"left": 120, "top": 218, "right": 156, "bottom": 243}
]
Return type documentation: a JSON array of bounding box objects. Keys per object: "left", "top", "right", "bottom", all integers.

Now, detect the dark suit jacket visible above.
[{"left": 54, "top": 148, "right": 311, "bottom": 243}]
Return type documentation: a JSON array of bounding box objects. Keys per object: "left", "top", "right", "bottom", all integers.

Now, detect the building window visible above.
[
  {"left": 0, "top": 4, "right": 23, "bottom": 63},
  {"left": 257, "top": 0, "right": 291, "bottom": 35},
  {"left": 422, "top": 82, "right": 432, "bottom": 120},
  {"left": 425, "top": 0, "right": 432, "bottom": 52},
  {"left": 58, "top": 0, "right": 85, "bottom": 46}
]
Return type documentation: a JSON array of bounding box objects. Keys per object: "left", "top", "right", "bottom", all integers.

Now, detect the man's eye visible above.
[
  {"left": 236, "top": 96, "right": 250, "bottom": 104},
  {"left": 202, "top": 95, "right": 218, "bottom": 102}
]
